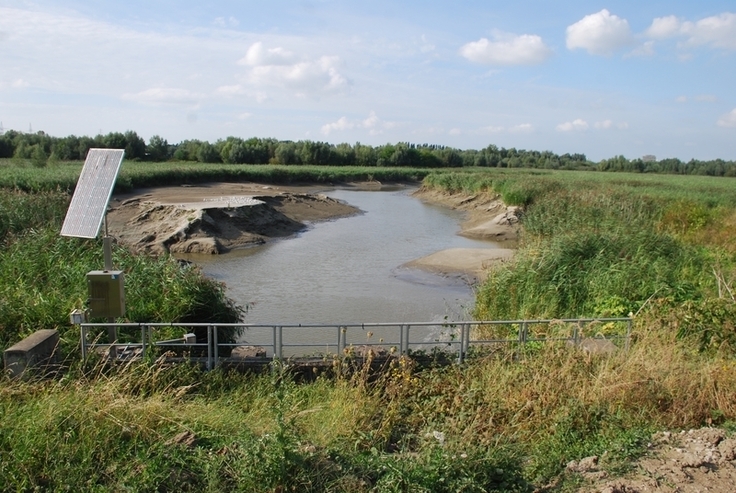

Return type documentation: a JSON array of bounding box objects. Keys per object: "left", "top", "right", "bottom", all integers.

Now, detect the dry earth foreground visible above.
[
  {"left": 568, "top": 427, "right": 736, "bottom": 493},
  {"left": 106, "top": 181, "right": 519, "bottom": 281}
]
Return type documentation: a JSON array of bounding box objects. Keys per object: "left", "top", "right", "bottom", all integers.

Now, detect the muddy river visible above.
[{"left": 183, "top": 188, "right": 498, "bottom": 325}]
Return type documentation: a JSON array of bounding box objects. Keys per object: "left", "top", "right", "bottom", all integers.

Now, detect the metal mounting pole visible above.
[
  {"left": 103, "top": 214, "right": 117, "bottom": 350},
  {"left": 103, "top": 215, "right": 113, "bottom": 272}
]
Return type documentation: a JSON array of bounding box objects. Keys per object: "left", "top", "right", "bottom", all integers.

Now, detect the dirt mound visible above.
[
  {"left": 106, "top": 185, "right": 360, "bottom": 255},
  {"left": 413, "top": 187, "right": 521, "bottom": 243},
  {"left": 568, "top": 427, "right": 736, "bottom": 492}
]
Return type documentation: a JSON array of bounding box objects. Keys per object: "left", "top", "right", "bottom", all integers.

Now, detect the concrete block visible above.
[
  {"left": 4, "top": 329, "right": 60, "bottom": 379},
  {"left": 230, "top": 345, "right": 267, "bottom": 358}
]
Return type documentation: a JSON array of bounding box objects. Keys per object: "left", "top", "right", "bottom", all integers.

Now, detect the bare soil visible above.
[
  {"left": 564, "top": 427, "right": 736, "bottom": 493},
  {"left": 106, "top": 182, "right": 360, "bottom": 255},
  {"left": 407, "top": 187, "right": 520, "bottom": 281}
]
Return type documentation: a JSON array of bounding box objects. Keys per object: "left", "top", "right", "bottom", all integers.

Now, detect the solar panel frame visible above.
[{"left": 60, "top": 149, "right": 125, "bottom": 239}]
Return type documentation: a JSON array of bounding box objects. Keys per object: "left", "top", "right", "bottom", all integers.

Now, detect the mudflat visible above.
[
  {"left": 107, "top": 182, "right": 360, "bottom": 255},
  {"left": 106, "top": 182, "right": 519, "bottom": 280}
]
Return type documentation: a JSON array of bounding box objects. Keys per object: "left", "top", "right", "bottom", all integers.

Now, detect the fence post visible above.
[
  {"left": 275, "top": 326, "right": 283, "bottom": 361},
  {"left": 519, "top": 322, "right": 528, "bottom": 345},
  {"left": 213, "top": 325, "right": 219, "bottom": 368},
  {"left": 406, "top": 324, "right": 411, "bottom": 355},
  {"left": 338, "top": 326, "right": 346, "bottom": 355},
  {"left": 80, "top": 325, "right": 87, "bottom": 361},
  {"left": 625, "top": 318, "right": 632, "bottom": 351},
  {"left": 457, "top": 323, "right": 466, "bottom": 364},
  {"left": 140, "top": 324, "right": 146, "bottom": 360},
  {"left": 205, "top": 325, "right": 213, "bottom": 371},
  {"left": 399, "top": 325, "right": 407, "bottom": 355},
  {"left": 464, "top": 323, "right": 471, "bottom": 354}
]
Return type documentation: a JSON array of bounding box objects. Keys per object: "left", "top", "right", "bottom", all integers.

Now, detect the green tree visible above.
[
  {"left": 146, "top": 135, "right": 170, "bottom": 162},
  {"left": 124, "top": 130, "right": 146, "bottom": 160},
  {"left": 197, "top": 142, "right": 220, "bottom": 163}
]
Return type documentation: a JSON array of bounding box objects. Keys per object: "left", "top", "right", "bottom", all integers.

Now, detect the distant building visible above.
[{"left": 642, "top": 155, "right": 656, "bottom": 162}]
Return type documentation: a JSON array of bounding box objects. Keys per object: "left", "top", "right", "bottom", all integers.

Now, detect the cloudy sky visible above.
[{"left": 1, "top": 0, "right": 735, "bottom": 161}]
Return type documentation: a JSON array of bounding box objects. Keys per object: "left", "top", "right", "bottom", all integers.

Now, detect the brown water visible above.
[{"left": 185, "top": 188, "right": 499, "bottom": 351}]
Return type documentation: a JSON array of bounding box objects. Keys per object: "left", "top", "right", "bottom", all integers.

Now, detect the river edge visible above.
[{"left": 106, "top": 181, "right": 519, "bottom": 281}]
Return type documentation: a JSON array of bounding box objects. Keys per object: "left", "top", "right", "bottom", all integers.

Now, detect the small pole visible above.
[
  {"left": 141, "top": 324, "right": 146, "bottom": 360},
  {"left": 458, "top": 323, "right": 466, "bottom": 364},
  {"left": 207, "top": 325, "right": 213, "bottom": 371},
  {"left": 103, "top": 215, "right": 113, "bottom": 272},
  {"left": 103, "top": 215, "right": 117, "bottom": 351},
  {"left": 275, "top": 326, "right": 283, "bottom": 360},
  {"left": 80, "top": 325, "right": 87, "bottom": 361},
  {"left": 213, "top": 325, "right": 219, "bottom": 368},
  {"left": 338, "top": 326, "right": 346, "bottom": 355}
]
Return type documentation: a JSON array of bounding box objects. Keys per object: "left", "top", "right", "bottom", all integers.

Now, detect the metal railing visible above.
[{"left": 78, "top": 317, "right": 632, "bottom": 369}]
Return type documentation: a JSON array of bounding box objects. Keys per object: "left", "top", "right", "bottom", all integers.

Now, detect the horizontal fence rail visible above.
[{"left": 78, "top": 318, "right": 633, "bottom": 369}]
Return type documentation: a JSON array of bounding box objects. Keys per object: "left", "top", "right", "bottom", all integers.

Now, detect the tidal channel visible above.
[
  {"left": 183, "top": 189, "right": 498, "bottom": 356},
  {"left": 185, "top": 187, "right": 499, "bottom": 352}
]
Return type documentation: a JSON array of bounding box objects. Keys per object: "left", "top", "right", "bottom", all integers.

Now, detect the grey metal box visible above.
[{"left": 87, "top": 270, "right": 126, "bottom": 318}]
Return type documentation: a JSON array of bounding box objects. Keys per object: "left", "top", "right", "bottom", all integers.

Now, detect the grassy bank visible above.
[
  {"left": 423, "top": 169, "right": 736, "bottom": 335},
  {"left": 3, "top": 323, "right": 734, "bottom": 491},
  {"left": 2, "top": 162, "right": 736, "bottom": 490}
]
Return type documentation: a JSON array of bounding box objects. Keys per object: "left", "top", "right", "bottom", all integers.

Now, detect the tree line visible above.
[{"left": 1, "top": 128, "right": 734, "bottom": 176}]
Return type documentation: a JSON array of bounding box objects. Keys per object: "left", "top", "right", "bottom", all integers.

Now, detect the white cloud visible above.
[
  {"left": 238, "top": 42, "right": 350, "bottom": 97},
  {"left": 321, "top": 111, "right": 394, "bottom": 136},
  {"left": 362, "top": 111, "right": 380, "bottom": 129},
  {"left": 566, "top": 9, "right": 634, "bottom": 56},
  {"left": 448, "top": 128, "right": 462, "bottom": 135},
  {"left": 460, "top": 32, "right": 552, "bottom": 65},
  {"left": 321, "top": 116, "right": 354, "bottom": 135},
  {"left": 683, "top": 13, "right": 736, "bottom": 50},
  {"left": 676, "top": 95, "right": 688, "bottom": 103},
  {"left": 11, "top": 79, "right": 29, "bottom": 88},
  {"left": 646, "top": 13, "right": 736, "bottom": 51},
  {"left": 556, "top": 119, "right": 589, "bottom": 132},
  {"left": 717, "top": 108, "right": 736, "bottom": 127},
  {"left": 239, "top": 42, "right": 295, "bottom": 67},
  {"left": 646, "top": 15, "right": 682, "bottom": 39},
  {"left": 626, "top": 41, "right": 655, "bottom": 58},
  {"left": 122, "top": 87, "right": 202, "bottom": 106}
]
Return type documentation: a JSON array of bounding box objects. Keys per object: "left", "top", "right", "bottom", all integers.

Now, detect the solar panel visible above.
[{"left": 61, "top": 149, "right": 125, "bottom": 238}]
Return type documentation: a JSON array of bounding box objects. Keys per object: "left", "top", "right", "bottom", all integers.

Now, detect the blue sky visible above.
[{"left": 1, "top": 1, "right": 735, "bottom": 161}]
